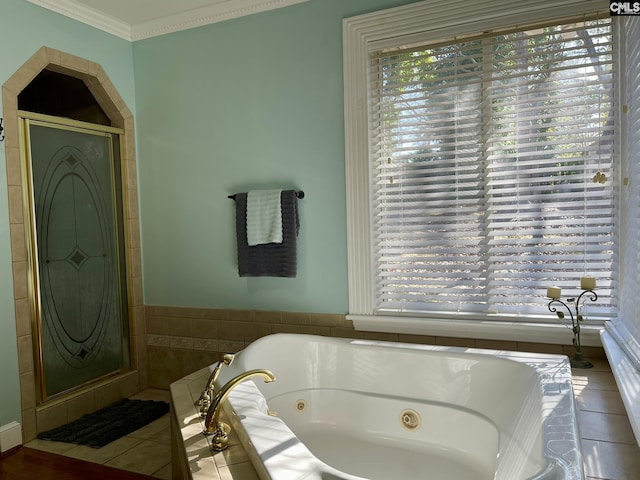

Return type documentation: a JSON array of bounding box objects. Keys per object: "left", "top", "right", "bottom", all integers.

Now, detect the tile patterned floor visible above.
[
  {"left": 25, "top": 389, "right": 172, "bottom": 479},
  {"left": 573, "top": 359, "right": 640, "bottom": 480},
  {"left": 25, "top": 359, "right": 640, "bottom": 480}
]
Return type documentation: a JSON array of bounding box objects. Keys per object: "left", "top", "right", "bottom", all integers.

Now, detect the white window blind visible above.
[
  {"left": 614, "top": 16, "right": 640, "bottom": 366},
  {"left": 370, "top": 17, "right": 617, "bottom": 320}
]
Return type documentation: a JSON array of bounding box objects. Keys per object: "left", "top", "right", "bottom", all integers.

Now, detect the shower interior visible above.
[{"left": 19, "top": 69, "right": 132, "bottom": 402}]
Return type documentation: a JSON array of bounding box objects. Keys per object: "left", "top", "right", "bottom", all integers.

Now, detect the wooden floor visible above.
[{"left": 0, "top": 447, "right": 157, "bottom": 480}]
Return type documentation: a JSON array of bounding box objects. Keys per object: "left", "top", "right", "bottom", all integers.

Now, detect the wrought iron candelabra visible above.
[{"left": 547, "top": 283, "right": 596, "bottom": 369}]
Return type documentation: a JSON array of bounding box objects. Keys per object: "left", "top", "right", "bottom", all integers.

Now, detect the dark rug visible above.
[{"left": 37, "top": 398, "right": 170, "bottom": 448}]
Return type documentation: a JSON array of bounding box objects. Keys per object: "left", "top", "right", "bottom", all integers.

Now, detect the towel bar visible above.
[{"left": 228, "top": 190, "right": 304, "bottom": 200}]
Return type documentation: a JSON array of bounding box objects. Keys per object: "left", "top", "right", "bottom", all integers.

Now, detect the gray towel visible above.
[{"left": 235, "top": 190, "right": 299, "bottom": 277}]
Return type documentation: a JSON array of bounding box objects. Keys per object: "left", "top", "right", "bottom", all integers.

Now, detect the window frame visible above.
[{"left": 343, "top": 0, "right": 612, "bottom": 344}]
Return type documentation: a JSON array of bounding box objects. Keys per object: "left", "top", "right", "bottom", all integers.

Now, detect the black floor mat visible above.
[{"left": 37, "top": 398, "right": 169, "bottom": 448}]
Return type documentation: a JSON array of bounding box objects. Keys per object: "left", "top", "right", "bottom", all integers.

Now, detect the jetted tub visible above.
[{"left": 213, "top": 334, "right": 583, "bottom": 480}]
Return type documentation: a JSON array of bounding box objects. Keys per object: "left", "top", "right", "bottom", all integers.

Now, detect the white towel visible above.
[{"left": 246, "top": 190, "right": 283, "bottom": 246}]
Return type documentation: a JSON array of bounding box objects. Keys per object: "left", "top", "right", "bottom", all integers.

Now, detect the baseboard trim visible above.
[{"left": 0, "top": 421, "right": 22, "bottom": 453}]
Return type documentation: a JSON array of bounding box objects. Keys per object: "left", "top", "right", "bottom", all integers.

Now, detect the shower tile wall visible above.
[
  {"left": 4, "top": 47, "right": 147, "bottom": 443},
  {"left": 145, "top": 305, "right": 606, "bottom": 389}
]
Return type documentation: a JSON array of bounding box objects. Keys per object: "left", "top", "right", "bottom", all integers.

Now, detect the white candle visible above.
[
  {"left": 580, "top": 276, "right": 596, "bottom": 291},
  {"left": 547, "top": 286, "right": 562, "bottom": 299}
]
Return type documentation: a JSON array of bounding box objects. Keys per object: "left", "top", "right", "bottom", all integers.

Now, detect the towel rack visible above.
[{"left": 228, "top": 190, "right": 304, "bottom": 200}]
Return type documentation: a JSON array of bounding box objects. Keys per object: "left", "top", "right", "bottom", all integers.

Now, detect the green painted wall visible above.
[
  {"left": 0, "top": 0, "right": 135, "bottom": 428},
  {"left": 133, "top": 0, "right": 415, "bottom": 313},
  {"left": 0, "top": 0, "right": 417, "bottom": 433}
]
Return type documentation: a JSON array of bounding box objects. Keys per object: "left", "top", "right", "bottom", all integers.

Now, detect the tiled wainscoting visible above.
[{"left": 145, "top": 305, "right": 607, "bottom": 388}]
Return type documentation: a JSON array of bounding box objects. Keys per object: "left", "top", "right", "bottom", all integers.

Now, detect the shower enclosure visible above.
[{"left": 22, "top": 114, "right": 131, "bottom": 400}]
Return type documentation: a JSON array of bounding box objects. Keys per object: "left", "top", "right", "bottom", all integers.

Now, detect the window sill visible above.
[
  {"left": 348, "top": 314, "right": 603, "bottom": 347},
  {"left": 601, "top": 328, "right": 640, "bottom": 446}
]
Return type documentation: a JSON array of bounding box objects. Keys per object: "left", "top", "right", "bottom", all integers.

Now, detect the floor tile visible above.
[
  {"left": 152, "top": 462, "right": 172, "bottom": 480},
  {"left": 63, "top": 436, "right": 144, "bottom": 464},
  {"left": 105, "top": 439, "right": 171, "bottom": 475},
  {"left": 575, "top": 387, "right": 627, "bottom": 415},
  {"left": 582, "top": 439, "right": 640, "bottom": 480},
  {"left": 128, "top": 414, "right": 170, "bottom": 441},
  {"left": 577, "top": 410, "right": 637, "bottom": 444},
  {"left": 24, "top": 438, "right": 77, "bottom": 455},
  {"left": 572, "top": 371, "right": 619, "bottom": 392}
]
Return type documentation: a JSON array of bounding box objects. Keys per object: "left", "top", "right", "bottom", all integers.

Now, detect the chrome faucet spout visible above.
[{"left": 203, "top": 369, "right": 275, "bottom": 448}]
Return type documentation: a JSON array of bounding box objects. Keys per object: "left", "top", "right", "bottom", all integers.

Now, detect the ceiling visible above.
[{"left": 25, "top": 0, "right": 309, "bottom": 41}]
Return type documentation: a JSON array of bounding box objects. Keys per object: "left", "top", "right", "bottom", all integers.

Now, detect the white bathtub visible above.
[{"left": 214, "top": 334, "right": 583, "bottom": 480}]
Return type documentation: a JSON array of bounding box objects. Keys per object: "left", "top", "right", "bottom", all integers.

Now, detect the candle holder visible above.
[{"left": 547, "top": 289, "right": 596, "bottom": 369}]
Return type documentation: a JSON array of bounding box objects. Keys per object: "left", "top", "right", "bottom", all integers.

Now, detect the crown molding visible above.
[
  {"left": 25, "top": 0, "right": 309, "bottom": 42},
  {"left": 25, "top": 0, "right": 132, "bottom": 40},
  {"left": 131, "top": 0, "right": 309, "bottom": 41}
]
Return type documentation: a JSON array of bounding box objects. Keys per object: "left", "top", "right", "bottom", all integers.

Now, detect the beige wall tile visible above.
[
  {"left": 93, "top": 380, "right": 123, "bottom": 410},
  {"left": 14, "top": 298, "right": 32, "bottom": 337},
  {"left": 475, "top": 339, "right": 519, "bottom": 351},
  {"left": 281, "top": 312, "right": 310, "bottom": 326},
  {"left": 58, "top": 52, "right": 90, "bottom": 75},
  {"left": 9, "top": 222, "right": 26, "bottom": 262},
  {"left": 516, "top": 342, "right": 564, "bottom": 355},
  {"left": 147, "top": 316, "right": 169, "bottom": 335},
  {"left": 330, "top": 327, "right": 364, "bottom": 339},
  {"left": 243, "top": 323, "right": 272, "bottom": 342},
  {"left": 36, "top": 401, "right": 68, "bottom": 433},
  {"left": 20, "top": 372, "right": 36, "bottom": 410},
  {"left": 300, "top": 325, "right": 331, "bottom": 337},
  {"left": 66, "top": 391, "right": 96, "bottom": 422},
  {"left": 309, "top": 313, "right": 345, "bottom": 327},
  {"left": 202, "top": 308, "right": 228, "bottom": 320},
  {"left": 17, "top": 334, "right": 34, "bottom": 374},
  {"left": 148, "top": 347, "right": 183, "bottom": 389},
  {"left": 227, "top": 310, "right": 255, "bottom": 322},
  {"left": 396, "top": 333, "right": 434, "bottom": 344},
  {"left": 271, "top": 324, "right": 301, "bottom": 335},
  {"left": 167, "top": 317, "right": 192, "bottom": 337},
  {"left": 8, "top": 185, "right": 24, "bottom": 224},
  {"left": 127, "top": 248, "right": 143, "bottom": 278},
  {"left": 1, "top": 116, "right": 19, "bottom": 150},
  {"left": 218, "top": 340, "right": 244, "bottom": 353},
  {"left": 435, "top": 336, "right": 476, "bottom": 348},
  {"left": 119, "top": 371, "right": 140, "bottom": 399},
  {"left": 218, "top": 321, "right": 245, "bottom": 341},
  {"left": 192, "top": 318, "right": 218, "bottom": 339},
  {"left": 254, "top": 310, "right": 282, "bottom": 323},
  {"left": 5, "top": 146, "right": 22, "bottom": 186},
  {"left": 11, "top": 261, "right": 28, "bottom": 300},
  {"left": 21, "top": 408, "right": 37, "bottom": 443}
]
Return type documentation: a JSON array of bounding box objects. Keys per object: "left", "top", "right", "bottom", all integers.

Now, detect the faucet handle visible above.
[{"left": 195, "top": 353, "right": 235, "bottom": 407}]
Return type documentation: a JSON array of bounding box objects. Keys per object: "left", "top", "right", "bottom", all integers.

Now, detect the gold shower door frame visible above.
[{"left": 19, "top": 111, "right": 132, "bottom": 403}]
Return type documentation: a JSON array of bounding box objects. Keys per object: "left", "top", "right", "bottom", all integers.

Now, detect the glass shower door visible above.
[{"left": 25, "top": 119, "right": 130, "bottom": 399}]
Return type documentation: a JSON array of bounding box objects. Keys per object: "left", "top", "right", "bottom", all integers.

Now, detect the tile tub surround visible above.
[
  {"left": 170, "top": 367, "right": 259, "bottom": 480},
  {"left": 145, "top": 305, "right": 606, "bottom": 389}
]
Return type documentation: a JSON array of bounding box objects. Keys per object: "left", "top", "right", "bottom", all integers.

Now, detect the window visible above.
[
  {"left": 344, "top": 1, "right": 625, "bottom": 338},
  {"left": 372, "top": 18, "right": 615, "bottom": 319}
]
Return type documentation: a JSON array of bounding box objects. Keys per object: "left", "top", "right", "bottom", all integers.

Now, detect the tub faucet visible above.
[
  {"left": 196, "top": 354, "right": 234, "bottom": 416},
  {"left": 203, "top": 369, "right": 275, "bottom": 451}
]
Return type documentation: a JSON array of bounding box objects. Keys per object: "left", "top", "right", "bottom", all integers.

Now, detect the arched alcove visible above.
[{"left": 2, "top": 47, "right": 147, "bottom": 442}]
